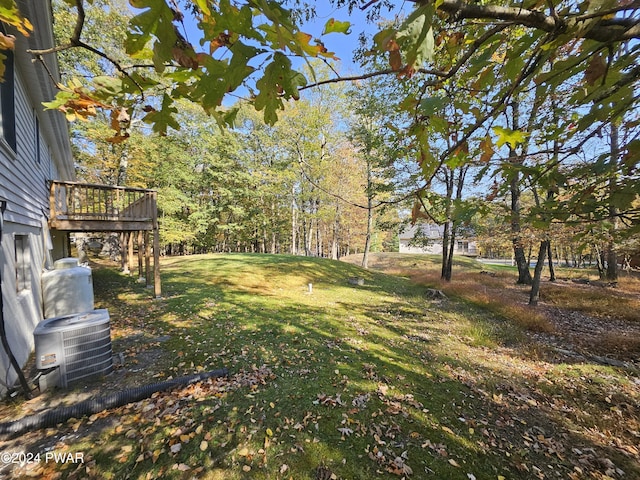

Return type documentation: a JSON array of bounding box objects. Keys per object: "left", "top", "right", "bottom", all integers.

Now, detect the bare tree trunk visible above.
[
  {"left": 441, "top": 167, "right": 453, "bottom": 280},
  {"left": 362, "top": 160, "right": 374, "bottom": 269},
  {"left": 441, "top": 219, "right": 451, "bottom": 280},
  {"left": 547, "top": 241, "right": 556, "bottom": 281},
  {"left": 510, "top": 171, "right": 532, "bottom": 284},
  {"left": 606, "top": 123, "right": 619, "bottom": 281},
  {"left": 441, "top": 166, "right": 466, "bottom": 281},
  {"left": 508, "top": 100, "right": 533, "bottom": 285},
  {"left": 117, "top": 144, "right": 128, "bottom": 186},
  {"left": 445, "top": 230, "right": 455, "bottom": 280},
  {"left": 291, "top": 187, "right": 297, "bottom": 255},
  {"left": 594, "top": 243, "right": 605, "bottom": 278},
  {"left": 331, "top": 203, "right": 340, "bottom": 260},
  {"left": 302, "top": 216, "right": 311, "bottom": 256},
  {"left": 316, "top": 219, "right": 322, "bottom": 257},
  {"left": 362, "top": 197, "right": 373, "bottom": 269},
  {"left": 529, "top": 239, "right": 549, "bottom": 306}
]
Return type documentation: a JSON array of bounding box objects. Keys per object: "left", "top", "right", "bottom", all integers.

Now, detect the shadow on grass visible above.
[{"left": 6, "top": 254, "right": 638, "bottom": 480}]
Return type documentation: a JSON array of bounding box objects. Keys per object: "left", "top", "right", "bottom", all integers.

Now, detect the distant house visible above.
[
  {"left": 1, "top": 1, "right": 75, "bottom": 393},
  {"left": 398, "top": 223, "right": 478, "bottom": 256}
]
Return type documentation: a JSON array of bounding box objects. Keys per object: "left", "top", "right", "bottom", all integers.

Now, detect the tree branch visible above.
[
  {"left": 26, "top": 0, "right": 145, "bottom": 99},
  {"left": 407, "top": 0, "right": 640, "bottom": 43},
  {"left": 299, "top": 66, "right": 447, "bottom": 91}
]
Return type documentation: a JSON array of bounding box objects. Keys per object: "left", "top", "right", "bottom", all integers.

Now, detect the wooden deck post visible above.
[
  {"left": 120, "top": 232, "right": 127, "bottom": 273},
  {"left": 152, "top": 192, "right": 161, "bottom": 298},
  {"left": 127, "top": 232, "right": 134, "bottom": 275},
  {"left": 137, "top": 230, "right": 144, "bottom": 282},
  {"left": 144, "top": 231, "right": 152, "bottom": 287}
]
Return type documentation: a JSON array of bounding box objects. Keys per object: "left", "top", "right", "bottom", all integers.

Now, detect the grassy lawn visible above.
[{"left": 2, "top": 253, "right": 639, "bottom": 479}]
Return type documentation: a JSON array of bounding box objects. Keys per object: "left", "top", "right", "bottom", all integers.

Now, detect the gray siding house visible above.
[
  {"left": 1, "top": 1, "right": 74, "bottom": 394},
  {"left": 398, "top": 223, "right": 478, "bottom": 256}
]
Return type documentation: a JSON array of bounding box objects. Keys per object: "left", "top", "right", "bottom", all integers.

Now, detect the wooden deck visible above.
[
  {"left": 49, "top": 181, "right": 161, "bottom": 297},
  {"left": 49, "top": 181, "right": 156, "bottom": 231}
]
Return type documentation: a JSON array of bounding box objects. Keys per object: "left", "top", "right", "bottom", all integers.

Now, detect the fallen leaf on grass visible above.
[
  {"left": 442, "top": 426, "right": 455, "bottom": 435},
  {"left": 352, "top": 393, "right": 370, "bottom": 408},
  {"left": 388, "top": 455, "right": 413, "bottom": 476},
  {"left": 316, "top": 393, "right": 346, "bottom": 406}
]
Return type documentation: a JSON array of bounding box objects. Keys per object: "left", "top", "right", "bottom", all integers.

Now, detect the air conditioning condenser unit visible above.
[{"left": 34, "top": 309, "right": 113, "bottom": 388}]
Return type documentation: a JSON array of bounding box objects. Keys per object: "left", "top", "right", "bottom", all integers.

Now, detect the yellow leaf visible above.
[
  {"left": 242, "top": 465, "right": 252, "bottom": 472},
  {"left": 0, "top": 33, "right": 16, "bottom": 50},
  {"left": 200, "top": 441, "right": 208, "bottom": 451},
  {"left": 449, "top": 459, "right": 460, "bottom": 467},
  {"left": 152, "top": 449, "right": 162, "bottom": 463},
  {"left": 266, "top": 428, "right": 274, "bottom": 437},
  {"left": 195, "top": 425, "right": 204, "bottom": 435},
  {"left": 442, "top": 426, "right": 455, "bottom": 435},
  {"left": 238, "top": 447, "right": 249, "bottom": 457}
]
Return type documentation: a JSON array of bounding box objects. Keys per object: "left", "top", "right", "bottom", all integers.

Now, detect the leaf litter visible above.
[{"left": 2, "top": 256, "right": 639, "bottom": 480}]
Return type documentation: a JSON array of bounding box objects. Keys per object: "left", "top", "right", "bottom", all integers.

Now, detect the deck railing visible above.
[{"left": 50, "top": 181, "right": 156, "bottom": 226}]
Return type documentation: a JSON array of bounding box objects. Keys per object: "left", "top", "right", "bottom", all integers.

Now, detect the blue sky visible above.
[
  {"left": 297, "top": 3, "right": 379, "bottom": 74},
  {"left": 175, "top": 2, "right": 410, "bottom": 76}
]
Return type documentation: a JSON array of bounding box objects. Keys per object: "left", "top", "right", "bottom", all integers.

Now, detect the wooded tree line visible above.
[
  {"left": 48, "top": 0, "right": 411, "bottom": 263},
  {"left": 73, "top": 94, "right": 401, "bottom": 259},
  {"left": 1, "top": 0, "right": 638, "bottom": 303}
]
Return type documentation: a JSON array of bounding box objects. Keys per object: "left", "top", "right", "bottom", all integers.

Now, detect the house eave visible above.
[{"left": 12, "top": 0, "right": 74, "bottom": 181}]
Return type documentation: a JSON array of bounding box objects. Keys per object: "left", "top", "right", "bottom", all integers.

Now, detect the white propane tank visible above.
[{"left": 42, "top": 258, "right": 94, "bottom": 318}]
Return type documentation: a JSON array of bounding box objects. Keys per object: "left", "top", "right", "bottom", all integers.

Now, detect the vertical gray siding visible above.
[{"left": 0, "top": 59, "right": 65, "bottom": 393}]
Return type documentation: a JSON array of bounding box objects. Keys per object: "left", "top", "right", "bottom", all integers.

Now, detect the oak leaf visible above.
[{"left": 584, "top": 54, "right": 606, "bottom": 86}]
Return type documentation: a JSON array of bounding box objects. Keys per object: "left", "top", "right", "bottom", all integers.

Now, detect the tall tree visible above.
[{"left": 347, "top": 81, "right": 404, "bottom": 268}]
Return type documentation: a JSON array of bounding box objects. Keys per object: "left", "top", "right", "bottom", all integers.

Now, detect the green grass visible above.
[{"left": 10, "top": 253, "right": 639, "bottom": 480}]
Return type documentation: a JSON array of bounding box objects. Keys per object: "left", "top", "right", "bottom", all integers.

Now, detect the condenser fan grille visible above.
[{"left": 63, "top": 324, "right": 113, "bottom": 384}]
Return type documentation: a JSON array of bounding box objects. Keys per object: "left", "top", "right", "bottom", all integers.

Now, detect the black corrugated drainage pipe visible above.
[{"left": 0, "top": 368, "right": 228, "bottom": 438}]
